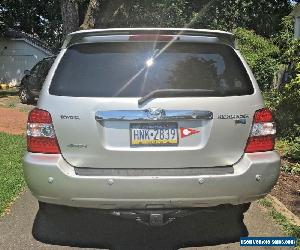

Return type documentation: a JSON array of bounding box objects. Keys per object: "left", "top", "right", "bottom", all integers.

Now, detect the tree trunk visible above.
[
  {"left": 61, "top": 0, "right": 79, "bottom": 36},
  {"left": 96, "top": 0, "right": 125, "bottom": 28},
  {"left": 80, "top": 0, "right": 103, "bottom": 30},
  {"left": 80, "top": 0, "right": 125, "bottom": 29}
]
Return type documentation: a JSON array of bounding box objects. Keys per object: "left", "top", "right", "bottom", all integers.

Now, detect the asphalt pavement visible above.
[{"left": 0, "top": 190, "right": 287, "bottom": 250}]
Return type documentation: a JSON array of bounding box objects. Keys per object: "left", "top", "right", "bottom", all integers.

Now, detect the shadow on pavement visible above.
[{"left": 32, "top": 204, "right": 249, "bottom": 250}]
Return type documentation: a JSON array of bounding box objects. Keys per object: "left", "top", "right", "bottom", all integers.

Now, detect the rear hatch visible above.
[{"left": 45, "top": 40, "right": 261, "bottom": 169}]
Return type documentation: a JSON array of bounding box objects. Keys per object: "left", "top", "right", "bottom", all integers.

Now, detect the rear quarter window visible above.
[{"left": 49, "top": 42, "right": 254, "bottom": 97}]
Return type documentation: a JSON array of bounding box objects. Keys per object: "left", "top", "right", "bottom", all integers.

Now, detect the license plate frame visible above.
[{"left": 130, "top": 122, "right": 179, "bottom": 147}]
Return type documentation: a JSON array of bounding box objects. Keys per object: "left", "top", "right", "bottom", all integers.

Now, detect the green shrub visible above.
[
  {"left": 234, "top": 28, "right": 280, "bottom": 90},
  {"left": 264, "top": 15, "right": 300, "bottom": 141},
  {"left": 285, "top": 137, "right": 300, "bottom": 162},
  {"left": 265, "top": 63, "right": 300, "bottom": 139},
  {"left": 273, "top": 16, "right": 300, "bottom": 67},
  {"left": 273, "top": 16, "right": 294, "bottom": 52},
  {"left": 281, "top": 40, "right": 300, "bottom": 79}
]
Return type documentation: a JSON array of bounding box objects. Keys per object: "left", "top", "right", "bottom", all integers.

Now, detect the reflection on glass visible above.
[
  {"left": 145, "top": 58, "right": 154, "bottom": 67},
  {"left": 50, "top": 42, "right": 254, "bottom": 97}
]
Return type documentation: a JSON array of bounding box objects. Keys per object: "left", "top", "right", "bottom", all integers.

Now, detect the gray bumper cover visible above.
[{"left": 23, "top": 151, "right": 280, "bottom": 209}]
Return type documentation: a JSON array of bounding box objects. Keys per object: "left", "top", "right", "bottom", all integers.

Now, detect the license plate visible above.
[{"left": 130, "top": 123, "right": 178, "bottom": 146}]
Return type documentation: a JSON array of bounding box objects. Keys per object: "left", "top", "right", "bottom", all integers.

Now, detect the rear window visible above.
[{"left": 49, "top": 42, "right": 253, "bottom": 97}]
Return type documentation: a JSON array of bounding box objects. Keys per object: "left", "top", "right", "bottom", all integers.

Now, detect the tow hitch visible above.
[
  {"left": 111, "top": 209, "right": 197, "bottom": 226},
  {"left": 149, "top": 213, "right": 164, "bottom": 226}
]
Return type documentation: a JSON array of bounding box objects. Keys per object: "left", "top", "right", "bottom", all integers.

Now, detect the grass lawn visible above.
[
  {"left": 0, "top": 132, "right": 26, "bottom": 216},
  {"left": 259, "top": 198, "right": 300, "bottom": 248}
]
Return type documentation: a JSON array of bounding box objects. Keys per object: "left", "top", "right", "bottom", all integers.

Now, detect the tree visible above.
[
  {"left": 191, "top": 0, "right": 292, "bottom": 38},
  {"left": 59, "top": 0, "right": 292, "bottom": 37},
  {"left": 0, "top": 0, "right": 294, "bottom": 50},
  {"left": 61, "top": 0, "right": 79, "bottom": 36},
  {"left": 61, "top": 0, "right": 200, "bottom": 31},
  {"left": 0, "top": 0, "right": 63, "bottom": 49},
  {"left": 234, "top": 28, "right": 280, "bottom": 90},
  {"left": 80, "top": 0, "right": 101, "bottom": 30},
  {"left": 167, "top": 57, "right": 218, "bottom": 89}
]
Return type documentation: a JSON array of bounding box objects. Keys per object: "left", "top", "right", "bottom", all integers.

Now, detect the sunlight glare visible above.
[{"left": 145, "top": 58, "right": 154, "bottom": 67}]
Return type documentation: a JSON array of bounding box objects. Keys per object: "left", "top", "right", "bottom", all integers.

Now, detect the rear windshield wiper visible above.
[{"left": 138, "top": 89, "right": 216, "bottom": 105}]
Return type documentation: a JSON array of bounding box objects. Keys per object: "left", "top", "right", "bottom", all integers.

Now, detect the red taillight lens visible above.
[
  {"left": 244, "top": 108, "right": 276, "bottom": 153},
  {"left": 244, "top": 136, "right": 275, "bottom": 153},
  {"left": 129, "top": 34, "right": 174, "bottom": 41},
  {"left": 27, "top": 108, "right": 60, "bottom": 154},
  {"left": 27, "top": 137, "right": 60, "bottom": 154},
  {"left": 28, "top": 108, "right": 52, "bottom": 123},
  {"left": 253, "top": 108, "right": 273, "bottom": 123}
]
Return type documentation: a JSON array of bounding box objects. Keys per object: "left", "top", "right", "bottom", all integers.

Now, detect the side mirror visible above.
[{"left": 24, "top": 70, "right": 30, "bottom": 76}]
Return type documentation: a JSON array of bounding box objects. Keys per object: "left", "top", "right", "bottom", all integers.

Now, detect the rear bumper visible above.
[{"left": 23, "top": 151, "right": 280, "bottom": 209}]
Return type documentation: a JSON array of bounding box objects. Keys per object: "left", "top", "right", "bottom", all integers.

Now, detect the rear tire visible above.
[{"left": 19, "top": 86, "right": 34, "bottom": 104}]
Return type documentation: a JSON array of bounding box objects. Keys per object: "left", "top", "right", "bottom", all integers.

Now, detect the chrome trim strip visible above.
[
  {"left": 95, "top": 110, "right": 213, "bottom": 123},
  {"left": 75, "top": 166, "right": 233, "bottom": 176}
]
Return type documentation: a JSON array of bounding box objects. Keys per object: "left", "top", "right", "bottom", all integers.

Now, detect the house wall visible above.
[{"left": 0, "top": 38, "right": 51, "bottom": 84}]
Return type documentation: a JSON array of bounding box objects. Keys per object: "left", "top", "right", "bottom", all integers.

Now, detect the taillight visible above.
[
  {"left": 129, "top": 34, "right": 174, "bottom": 41},
  {"left": 27, "top": 108, "right": 60, "bottom": 154},
  {"left": 244, "top": 108, "right": 276, "bottom": 153}
]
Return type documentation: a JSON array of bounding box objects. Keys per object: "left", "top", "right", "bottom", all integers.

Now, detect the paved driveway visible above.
[
  {"left": 0, "top": 106, "right": 289, "bottom": 250},
  {"left": 0, "top": 190, "right": 286, "bottom": 250}
]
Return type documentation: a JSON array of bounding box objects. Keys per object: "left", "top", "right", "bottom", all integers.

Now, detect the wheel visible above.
[{"left": 19, "top": 87, "right": 34, "bottom": 104}]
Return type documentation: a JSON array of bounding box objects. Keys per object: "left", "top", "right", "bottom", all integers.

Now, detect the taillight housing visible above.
[
  {"left": 27, "top": 108, "right": 60, "bottom": 154},
  {"left": 244, "top": 108, "right": 276, "bottom": 153}
]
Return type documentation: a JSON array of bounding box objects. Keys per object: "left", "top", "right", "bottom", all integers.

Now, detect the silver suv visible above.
[{"left": 23, "top": 28, "right": 280, "bottom": 226}]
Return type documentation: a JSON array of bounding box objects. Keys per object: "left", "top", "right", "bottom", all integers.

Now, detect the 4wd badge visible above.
[{"left": 180, "top": 128, "right": 200, "bottom": 138}]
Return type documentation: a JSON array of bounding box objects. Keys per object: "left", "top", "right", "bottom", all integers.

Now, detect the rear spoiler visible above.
[{"left": 62, "top": 28, "right": 236, "bottom": 49}]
